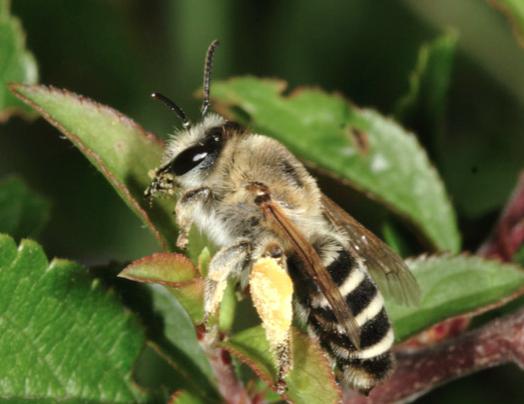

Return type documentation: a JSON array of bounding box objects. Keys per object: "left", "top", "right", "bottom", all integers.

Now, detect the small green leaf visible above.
[
  {"left": 491, "top": 0, "right": 524, "bottom": 47},
  {"left": 395, "top": 32, "right": 457, "bottom": 151},
  {"left": 0, "top": 0, "right": 38, "bottom": 122},
  {"left": 222, "top": 326, "right": 341, "bottom": 404},
  {"left": 212, "top": 77, "right": 460, "bottom": 252},
  {"left": 388, "top": 254, "right": 524, "bottom": 341},
  {"left": 9, "top": 84, "right": 178, "bottom": 250},
  {"left": 197, "top": 246, "right": 212, "bottom": 277},
  {"left": 0, "top": 234, "right": 146, "bottom": 402},
  {"left": 0, "top": 175, "right": 50, "bottom": 239},
  {"left": 119, "top": 252, "right": 198, "bottom": 285},
  {"left": 218, "top": 279, "right": 237, "bottom": 333},
  {"left": 120, "top": 254, "right": 204, "bottom": 323}
]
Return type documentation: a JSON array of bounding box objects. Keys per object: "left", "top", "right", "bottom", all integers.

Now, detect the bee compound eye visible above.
[
  {"left": 169, "top": 128, "right": 225, "bottom": 176},
  {"left": 169, "top": 145, "right": 208, "bottom": 176}
]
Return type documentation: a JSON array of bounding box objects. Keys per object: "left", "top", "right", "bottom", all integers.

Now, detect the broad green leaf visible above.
[
  {"left": 395, "top": 32, "right": 457, "bottom": 151},
  {"left": 222, "top": 326, "right": 341, "bottom": 404},
  {"left": 0, "top": 0, "right": 38, "bottom": 122},
  {"left": 388, "top": 255, "right": 524, "bottom": 341},
  {"left": 491, "top": 0, "right": 524, "bottom": 47},
  {"left": 147, "top": 285, "right": 218, "bottom": 401},
  {"left": 212, "top": 77, "right": 460, "bottom": 253},
  {"left": 120, "top": 254, "right": 204, "bottom": 323},
  {"left": 0, "top": 234, "right": 146, "bottom": 402},
  {"left": 9, "top": 84, "right": 178, "bottom": 250},
  {"left": 0, "top": 175, "right": 50, "bottom": 239}
]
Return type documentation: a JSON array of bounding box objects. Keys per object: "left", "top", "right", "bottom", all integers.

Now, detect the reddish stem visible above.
[
  {"left": 479, "top": 171, "right": 524, "bottom": 261},
  {"left": 202, "top": 340, "right": 252, "bottom": 404}
]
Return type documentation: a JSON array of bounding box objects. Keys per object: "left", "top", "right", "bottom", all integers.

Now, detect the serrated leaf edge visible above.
[
  {"left": 8, "top": 83, "right": 168, "bottom": 250},
  {"left": 0, "top": 234, "right": 148, "bottom": 402}
]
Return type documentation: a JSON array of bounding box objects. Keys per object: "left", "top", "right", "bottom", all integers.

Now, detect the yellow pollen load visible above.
[{"left": 249, "top": 257, "right": 294, "bottom": 347}]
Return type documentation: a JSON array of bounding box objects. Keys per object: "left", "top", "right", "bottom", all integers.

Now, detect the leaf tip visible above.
[{"left": 116, "top": 268, "right": 134, "bottom": 281}]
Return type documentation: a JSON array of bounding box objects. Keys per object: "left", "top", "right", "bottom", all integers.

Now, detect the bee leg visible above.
[
  {"left": 204, "top": 239, "right": 252, "bottom": 335},
  {"left": 250, "top": 241, "right": 294, "bottom": 395},
  {"left": 175, "top": 187, "right": 212, "bottom": 249}
]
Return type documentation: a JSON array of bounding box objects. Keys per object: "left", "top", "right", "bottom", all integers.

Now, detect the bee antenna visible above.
[
  {"left": 201, "top": 39, "right": 220, "bottom": 117},
  {"left": 151, "top": 92, "right": 191, "bottom": 129}
]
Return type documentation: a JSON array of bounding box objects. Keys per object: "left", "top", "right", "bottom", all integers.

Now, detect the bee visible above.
[{"left": 145, "top": 40, "right": 420, "bottom": 395}]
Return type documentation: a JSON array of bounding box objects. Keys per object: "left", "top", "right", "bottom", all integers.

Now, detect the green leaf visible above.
[
  {"left": 222, "top": 326, "right": 341, "bottom": 404},
  {"left": 119, "top": 252, "right": 198, "bottom": 285},
  {"left": 9, "top": 84, "right": 178, "bottom": 251},
  {"left": 491, "top": 0, "right": 524, "bottom": 48},
  {"left": 212, "top": 77, "right": 460, "bottom": 253},
  {"left": 197, "top": 246, "right": 211, "bottom": 277},
  {"left": 218, "top": 279, "right": 237, "bottom": 333},
  {"left": 395, "top": 32, "right": 458, "bottom": 151},
  {"left": 0, "top": 175, "right": 50, "bottom": 239},
  {"left": 0, "top": 234, "right": 146, "bottom": 402},
  {"left": 388, "top": 254, "right": 524, "bottom": 341},
  {"left": 147, "top": 285, "right": 218, "bottom": 401},
  {"left": 94, "top": 262, "right": 218, "bottom": 400},
  {"left": 120, "top": 254, "right": 204, "bottom": 324},
  {"left": 0, "top": 0, "right": 38, "bottom": 122},
  {"left": 170, "top": 280, "right": 205, "bottom": 323}
]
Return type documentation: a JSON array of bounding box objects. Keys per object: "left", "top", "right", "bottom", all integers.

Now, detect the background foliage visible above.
[{"left": 1, "top": 1, "right": 524, "bottom": 403}]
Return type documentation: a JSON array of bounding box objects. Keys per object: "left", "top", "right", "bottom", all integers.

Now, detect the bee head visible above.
[{"left": 145, "top": 40, "right": 244, "bottom": 201}]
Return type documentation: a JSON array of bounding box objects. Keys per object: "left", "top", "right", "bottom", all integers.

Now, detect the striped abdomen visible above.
[{"left": 288, "top": 242, "right": 394, "bottom": 394}]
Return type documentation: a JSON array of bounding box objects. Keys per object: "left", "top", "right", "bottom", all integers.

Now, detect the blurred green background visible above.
[{"left": 1, "top": 1, "right": 524, "bottom": 402}]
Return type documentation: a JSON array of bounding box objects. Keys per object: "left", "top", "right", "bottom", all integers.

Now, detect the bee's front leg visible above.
[
  {"left": 250, "top": 241, "right": 293, "bottom": 395},
  {"left": 175, "top": 187, "right": 212, "bottom": 249},
  {"left": 204, "top": 239, "right": 252, "bottom": 334}
]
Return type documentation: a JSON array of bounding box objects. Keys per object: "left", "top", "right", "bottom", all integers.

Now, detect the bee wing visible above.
[
  {"left": 321, "top": 194, "right": 421, "bottom": 306},
  {"left": 255, "top": 193, "right": 362, "bottom": 349}
]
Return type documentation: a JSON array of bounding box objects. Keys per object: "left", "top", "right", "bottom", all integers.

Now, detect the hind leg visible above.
[{"left": 250, "top": 241, "right": 294, "bottom": 394}]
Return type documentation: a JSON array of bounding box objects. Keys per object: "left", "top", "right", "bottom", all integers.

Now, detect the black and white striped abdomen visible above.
[{"left": 287, "top": 240, "right": 394, "bottom": 394}]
